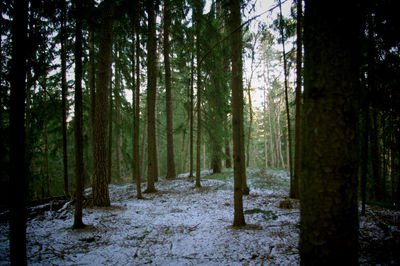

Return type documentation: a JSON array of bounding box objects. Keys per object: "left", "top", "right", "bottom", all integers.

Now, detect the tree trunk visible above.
[
  {"left": 263, "top": 84, "right": 268, "bottom": 169},
  {"left": 370, "top": 109, "right": 382, "bottom": 201},
  {"left": 115, "top": 65, "right": 121, "bottom": 181},
  {"left": 230, "top": 0, "right": 245, "bottom": 227},
  {"left": 299, "top": 1, "right": 360, "bottom": 264},
  {"left": 195, "top": 2, "right": 202, "bottom": 188},
  {"left": 163, "top": 0, "right": 176, "bottom": 180},
  {"left": 145, "top": 0, "right": 157, "bottom": 192},
  {"left": 93, "top": 0, "right": 114, "bottom": 207},
  {"left": 276, "top": 109, "right": 285, "bottom": 169},
  {"left": 9, "top": 0, "right": 28, "bottom": 262},
  {"left": 246, "top": 85, "right": 253, "bottom": 168},
  {"left": 292, "top": 0, "right": 302, "bottom": 199},
  {"left": 107, "top": 72, "right": 113, "bottom": 184},
  {"left": 189, "top": 43, "right": 195, "bottom": 178},
  {"left": 73, "top": 0, "right": 85, "bottom": 229},
  {"left": 278, "top": 0, "right": 293, "bottom": 181},
  {"left": 132, "top": 0, "right": 142, "bottom": 199},
  {"left": 60, "top": 0, "right": 69, "bottom": 197}
]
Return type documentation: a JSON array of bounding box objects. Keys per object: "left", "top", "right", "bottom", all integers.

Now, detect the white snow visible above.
[{"left": 0, "top": 169, "right": 398, "bottom": 265}]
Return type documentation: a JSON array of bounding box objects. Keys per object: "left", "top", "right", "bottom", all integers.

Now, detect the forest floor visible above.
[{"left": 0, "top": 168, "right": 400, "bottom": 265}]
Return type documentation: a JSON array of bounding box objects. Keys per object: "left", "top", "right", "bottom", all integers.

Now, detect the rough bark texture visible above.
[
  {"left": 299, "top": 1, "right": 360, "bottom": 264},
  {"left": 132, "top": 0, "right": 142, "bottom": 199},
  {"left": 230, "top": 0, "right": 245, "bottom": 227},
  {"left": 60, "top": 0, "right": 69, "bottom": 197},
  {"left": 292, "top": 0, "right": 302, "bottom": 199},
  {"left": 9, "top": 0, "right": 28, "bottom": 263},
  {"left": 93, "top": 0, "right": 114, "bottom": 207},
  {"left": 189, "top": 46, "right": 194, "bottom": 178},
  {"left": 145, "top": 0, "right": 157, "bottom": 192},
  {"left": 73, "top": 0, "right": 85, "bottom": 229},
  {"left": 163, "top": 0, "right": 176, "bottom": 180}
]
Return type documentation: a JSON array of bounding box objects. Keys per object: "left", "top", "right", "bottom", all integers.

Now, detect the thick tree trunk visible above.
[
  {"left": 163, "top": 0, "right": 176, "bottom": 180},
  {"left": 73, "top": 0, "right": 85, "bottom": 229},
  {"left": 231, "top": 0, "right": 245, "bottom": 227},
  {"left": 299, "top": 1, "right": 360, "bottom": 264},
  {"left": 93, "top": 0, "right": 114, "bottom": 207},
  {"left": 145, "top": 0, "right": 157, "bottom": 192},
  {"left": 60, "top": 0, "right": 69, "bottom": 197},
  {"left": 9, "top": 0, "right": 28, "bottom": 262}
]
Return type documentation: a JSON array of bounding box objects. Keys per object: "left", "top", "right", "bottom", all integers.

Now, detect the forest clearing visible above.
[{"left": 1, "top": 169, "right": 399, "bottom": 265}]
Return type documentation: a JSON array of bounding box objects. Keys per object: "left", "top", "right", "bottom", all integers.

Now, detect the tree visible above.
[
  {"left": 194, "top": 0, "right": 203, "bottom": 188},
  {"left": 73, "top": 0, "right": 85, "bottom": 229},
  {"left": 230, "top": 0, "right": 245, "bottom": 227},
  {"left": 145, "top": 0, "right": 158, "bottom": 193},
  {"left": 299, "top": 0, "right": 361, "bottom": 264},
  {"left": 278, "top": 0, "right": 293, "bottom": 182},
  {"left": 60, "top": 0, "right": 69, "bottom": 197},
  {"left": 163, "top": 0, "right": 176, "bottom": 180},
  {"left": 9, "top": 0, "right": 28, "bottom": 263},
  {"left": 292, "top": 0, "right": 302, "bottom": 199},
  {"left": 93, "top": 0, "right": 114, "bottom": 206},
  {"left": 132, "top": 0, "right": 142, "bottom": 199}
]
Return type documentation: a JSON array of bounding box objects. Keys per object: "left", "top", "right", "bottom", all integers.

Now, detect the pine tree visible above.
[
  {"left": 299, "top": 0, "right": 361, "bottom": 263},
  {"left": 93, "top": 0, "right": 114, "bottom": 206}
]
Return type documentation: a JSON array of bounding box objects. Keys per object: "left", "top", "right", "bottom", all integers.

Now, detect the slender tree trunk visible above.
[
  {"left": 276, "top": 109, "right": 285, "bottom": 169},
  {"left": 93, "top": 0, "right": 114, "bottom": 207},
  {"left": 60, "top": 0, "right": 69, "bottom": 197},
  {"left": 145, "top": 0, "right": 157, "bottom": 192},
  {"left": 299, "top": 1, "right": 360, "bottom": 264},
  {"left": 107, "top": 70, "right": 113, "bottom": 184},
  {"left": 263, "top": 85, "right": 268, "bottom": 169},
  {"left": 140, "top": 112, "right": 147, "bottom": 179},
  {"left": 278, "top": 0, "right": 293, "bottom": 181},
  {"left": 132, "top": 0, "right": 142, "bottom": 199},
  {"left": 73, "top": 0, "right": 85, "bottom": 229},
  {"left": 115, "top": 65, "right": 121, "bottom": 181},
  {"left": 9, "top": 0, "right": 28, "bottom": 263},
  {"left": 246, "top": 85, "right": 253, "bottom": 168},
  {"left": 264, "top": 69, "right": 275, "bottom": 168},
  {"left": 292, "top": 0, "right": 302, "bottom": 199},
  {"left": 225, "top": 136, "right": 232, "bottom": 168},
  {"left": 43, "top": 80, "right": 50, "bottom": 197},
  {"left": 189, "top": 44, "right": 195, "bottom": 178},
  {"left": 163, "top": 0, "right": 176, "bottom": 180},
  {"left": 195, "top": 2, "right": 202, "bottom": 187},
  {"left": 370, "top": 110, "right": 382, "bottom": 201},
  {"left": 231, "top": 0, "right": 245, "bottom": 227}
]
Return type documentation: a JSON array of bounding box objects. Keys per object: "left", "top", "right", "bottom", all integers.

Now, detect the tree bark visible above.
[
  {"left": 195, "top": 1, "right": 202, "bottom": 187},
  {"left": 132, "top": 0, "right": 142, "bottom": 199},
  {"left": 107, "top": 71, "right": 113, "bottom": 184},
  {"left": 93, "top": 0, "right": 114, "bottom": 207},
  {"left": 189, "top": 41, "right": 195, "bottom": 178},
  {"left": 278, "top": 0, "right": 293, "bottom": 181},
  {"left": 73, "top": 0, "right": 85, "bottom": 229},
  {"left": 9, "top": 0, "right": 28, "bottom": 262},
  {"left": 60, "top": 0, "right": 69, "bottom": 197},
  {"left": 292, "top": 0, "right": 302, "bottom": 199},
  {"left": 163, "top": 0, "right": 176, "bottom": 180},
  {"left": 231, "top": 0, "right": 245, "bottom": 227},
  {"left": 299, "top": 1, "right": 360, "bottom": 264},
  {"left": 145, "top": 0, "right": 157, "bottom": 192}
]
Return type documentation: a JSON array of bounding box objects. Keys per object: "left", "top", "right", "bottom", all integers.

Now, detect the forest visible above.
[{"left": 1, "top": 0, "right": 399, "bottom": 264}]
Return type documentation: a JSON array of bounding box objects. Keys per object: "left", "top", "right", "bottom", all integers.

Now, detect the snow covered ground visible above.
[{"left": 0, "top": 168, "right": 399, "bottom": 265}]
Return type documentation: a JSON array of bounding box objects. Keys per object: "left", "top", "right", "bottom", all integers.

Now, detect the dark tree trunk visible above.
[
  {"left": 230, "top": 0, "right": 245, "bottom": 227},
  {"left": 132, "top": 0, "right": 142, "bottom": 199},
  {"left": 93, "top": 0, "right": 114, "bottom": 207},
  {"left": 163, "top": 0, "right": 176, "bottom": 180},
  {"left": 292, "top": 0, "right": 302, "bottom": 199},
  {"left": 145, "top": 0, "right": 157, "bottom": 193},
  {"left": 278, "top": 0, "right": 293, "bottom": 185},
  {"left": 60, "top": 0, "right": 69, "bottom": 197},
  {"left": 73, "top": 0, "right": 85, "bottom": 229},
  {"left": 107, "top": 72, "right": 113, "bottom": 184},
  {"left": 299, "top": 1, "right": 360, "bottom": 264},
  {"left": 9, "top": 0, "right": 28, "bottom": 263}
]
